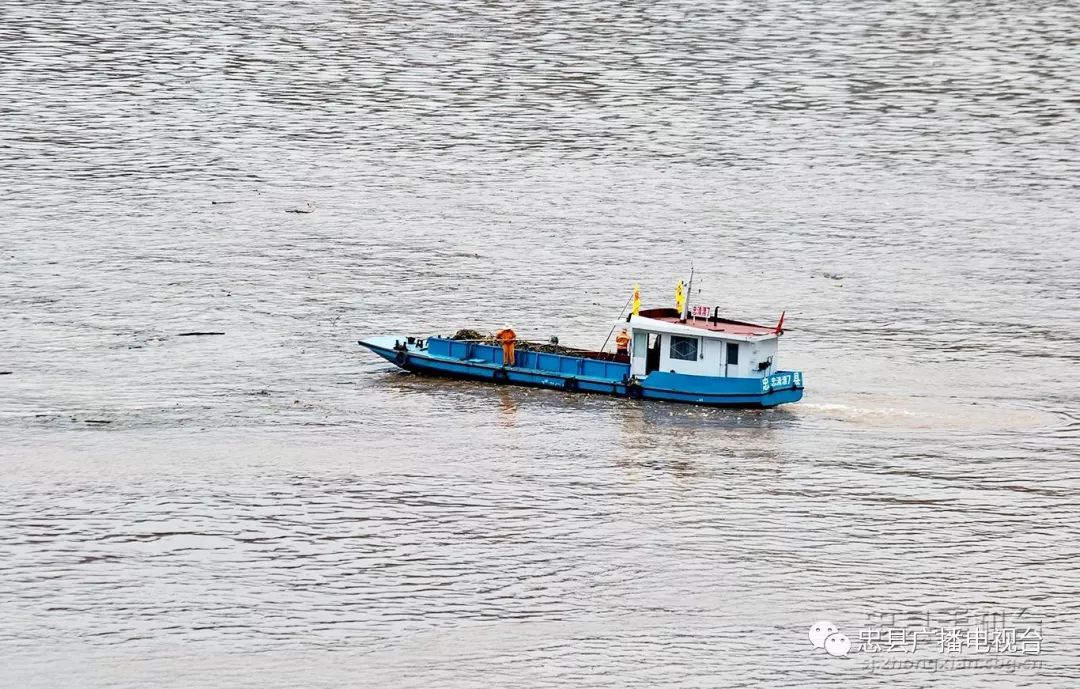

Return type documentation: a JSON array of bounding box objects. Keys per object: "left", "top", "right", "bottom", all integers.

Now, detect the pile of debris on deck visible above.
[{"left": 450, "top": 328, "right": 583, "bottom": 355}]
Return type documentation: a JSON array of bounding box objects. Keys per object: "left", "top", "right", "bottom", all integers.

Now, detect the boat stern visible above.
[{"left": 638, "top": 369, "right": 805, "bottom": 407}]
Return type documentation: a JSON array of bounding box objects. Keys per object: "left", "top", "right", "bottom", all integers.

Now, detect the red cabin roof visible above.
[{"left": 636, "top": 308, "right": 778, "bottom": 337}]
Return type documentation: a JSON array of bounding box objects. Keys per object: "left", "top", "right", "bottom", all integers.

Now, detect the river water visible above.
[{"left": 2, "top": 1, "right": 1078, "bottom": 687}]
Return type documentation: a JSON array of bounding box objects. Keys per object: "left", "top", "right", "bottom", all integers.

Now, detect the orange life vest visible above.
[{"left": 495, "top": 328, "right": 516, "bottom": 344}]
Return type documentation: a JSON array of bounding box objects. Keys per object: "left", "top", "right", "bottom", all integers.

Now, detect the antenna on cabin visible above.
[{"left": 680, "top": 264, "right": 694, "bottom": 322}]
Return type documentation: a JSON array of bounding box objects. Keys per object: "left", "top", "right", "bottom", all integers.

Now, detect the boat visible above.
[{"left": 358, "top": 288, "right": 804, "bottom": 408}]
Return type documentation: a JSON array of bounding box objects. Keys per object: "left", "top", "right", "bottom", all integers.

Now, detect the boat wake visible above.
[{"left": 795, "top": 396, "right": 1059, "bottom": 432}]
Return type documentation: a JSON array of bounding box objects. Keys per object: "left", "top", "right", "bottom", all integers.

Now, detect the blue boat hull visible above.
[{"left": 359, "top": 336, "right": 803, "bottom": 408}]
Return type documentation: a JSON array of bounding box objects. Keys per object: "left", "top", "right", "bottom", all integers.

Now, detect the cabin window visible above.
[
  {"left": 726, "top": 342, "right": 740, "bottom": 365},
  {"left": 669, "top": 335, "right": 699, "bottom": 361},
  {"left": 633, "top": 332, "right": 648, "bottom": 358}
]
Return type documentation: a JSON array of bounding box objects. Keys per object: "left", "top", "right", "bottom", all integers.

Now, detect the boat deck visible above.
[{"left": 429, "top": 337, "right": 630, "bottom": 382}]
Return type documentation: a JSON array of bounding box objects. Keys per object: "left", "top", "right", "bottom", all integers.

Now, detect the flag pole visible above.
[
  {"left": 680, "top": 265, "right": 694, "bottom": 322},
  {"left": 599, "top": 291, "right": 635, "bottom": 353}
]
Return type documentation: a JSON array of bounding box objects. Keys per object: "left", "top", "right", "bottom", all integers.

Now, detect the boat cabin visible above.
[{"left": 627, "top": 308, "right": 780, "bottom": 379}]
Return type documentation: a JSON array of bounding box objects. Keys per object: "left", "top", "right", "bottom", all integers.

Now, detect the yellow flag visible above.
[
  {"left": 675, "top": 280, "right": 685, "bottom": 312},
  {"left": 631, "top": 284, "right": 640, "bottom": 316}
]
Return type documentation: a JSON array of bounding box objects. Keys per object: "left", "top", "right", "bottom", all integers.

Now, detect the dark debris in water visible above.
[{"left": 177, "top": 332, "right": 225, "bottom": 337}]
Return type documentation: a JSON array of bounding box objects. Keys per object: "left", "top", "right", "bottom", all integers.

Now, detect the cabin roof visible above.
[{"left": 633, "top": 308, "right": 778, "bottom": 338}]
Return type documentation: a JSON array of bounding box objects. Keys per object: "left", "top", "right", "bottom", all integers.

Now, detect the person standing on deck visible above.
[
  {"left": 495, "top": 324, "right": 517, "bottom": 367},
  {"left": 615, "top": 328, "right": 631, "bottom": 356}
]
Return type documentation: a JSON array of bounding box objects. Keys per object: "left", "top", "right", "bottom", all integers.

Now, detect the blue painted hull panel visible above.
[{"left": 359, "top": 336, "right": 803, "bottom": 408}]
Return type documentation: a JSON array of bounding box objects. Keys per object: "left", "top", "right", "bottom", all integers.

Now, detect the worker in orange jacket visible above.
[
  {"left": 495, "top": 324, "right": 517, "bottom": 367},
  {"left": 615, "top": 328, "right": 631, "bottom": 356}
]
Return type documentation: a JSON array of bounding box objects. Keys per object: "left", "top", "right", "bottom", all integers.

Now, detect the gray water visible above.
[{"left": 2, "top": 1, "right": 1079, "bottom": 686}]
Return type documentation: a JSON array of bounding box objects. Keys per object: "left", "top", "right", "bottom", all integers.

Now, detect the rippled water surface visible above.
[{"left": 2, "top": 1, "right": 1079, "bottom": 687}]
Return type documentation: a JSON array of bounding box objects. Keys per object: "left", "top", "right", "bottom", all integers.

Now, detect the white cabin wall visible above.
[
  {"left": 748, "top": 339, "right": 779, "bottom": 375},
  {"left": 658, "top": 333, "right": 716, "bottom": 376},
  {"left": 656, "top": 334, "right": 779, "bottom": 378}
]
